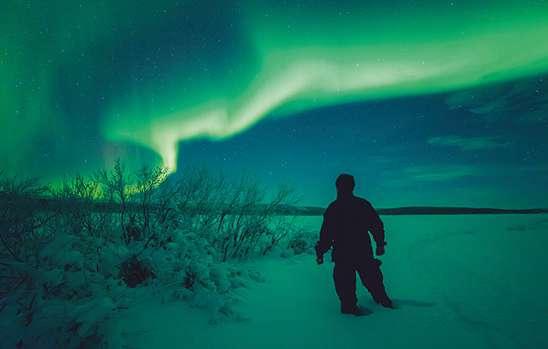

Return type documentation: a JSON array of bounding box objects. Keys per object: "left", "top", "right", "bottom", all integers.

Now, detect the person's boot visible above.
[
  {"left": 341, "top": 304, "right": 368, "bottom": 316},
  {"left": 374, "top": 296, "right": 395, "bottom": 309},
  {"left": 371, "top": 285, "right": 394, "bottom": 309}
]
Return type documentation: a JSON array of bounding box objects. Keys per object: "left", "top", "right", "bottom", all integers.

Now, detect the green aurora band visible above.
[{"left": 2, "top": 1, "right": 548, "bottom": 174}]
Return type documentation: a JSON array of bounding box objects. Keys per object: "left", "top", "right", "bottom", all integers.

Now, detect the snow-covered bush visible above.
[
  {"left": 286, "top": 231, "right": 317, "bottom": 256},
  {"left": 172, "top": 169, "right": 302, "bottom": 261},
  {"left": 0, "top": 164, "right": 299, "bottom": 348}
]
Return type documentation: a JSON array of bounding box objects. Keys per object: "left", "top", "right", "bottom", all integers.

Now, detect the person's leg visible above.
[
  {"left": 357, "top": 258, "right": 393, "bottom": 307},
  {"left": 333, "top": 262, "right": 357, "bottom": 312}
]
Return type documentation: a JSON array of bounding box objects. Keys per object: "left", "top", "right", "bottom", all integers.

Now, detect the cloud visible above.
[
  {"left": 446, "top": 74, "right": 548, "bottom": 123},
  {"left": 379, "top": 165, "right": 481, "bottom": 187},
  {"left": 402, "top": 165, "right": 479, "bottom": 182},
  {"left": 427, "top": 135, "right": 509, "bottom": 151},
  {"left": 384, "top": 163, "right": 548, "bottom": 186}
]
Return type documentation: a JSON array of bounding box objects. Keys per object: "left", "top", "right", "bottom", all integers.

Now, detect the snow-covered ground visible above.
[{"left": 114, "top": 215, "right": 548, "bottom": 349}]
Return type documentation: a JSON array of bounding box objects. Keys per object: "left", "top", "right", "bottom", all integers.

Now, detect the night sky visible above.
[{"left": 2, "top": 1, "right": 548, "bottom": 207}]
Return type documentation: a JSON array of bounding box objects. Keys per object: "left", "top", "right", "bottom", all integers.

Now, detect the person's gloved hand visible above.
[
  {"left": 376, "top": 242, "right": 386, "bottom": 256},
  {"left": 316, "top": 255, "right": 324, "bottom": 265}
]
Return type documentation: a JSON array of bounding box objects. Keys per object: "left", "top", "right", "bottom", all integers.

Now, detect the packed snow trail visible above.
[{"left": 116, "top": 215, "right": 548, "bottom": 349}]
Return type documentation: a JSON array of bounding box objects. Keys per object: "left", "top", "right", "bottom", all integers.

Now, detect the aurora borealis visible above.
[{"left": 2, "top": 1, "right": 548, "bottom": 207}]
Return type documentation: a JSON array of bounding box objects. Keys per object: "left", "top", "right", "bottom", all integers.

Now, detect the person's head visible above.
[{"left": 335, "top": 173, "right": 355, "bottom": 197}]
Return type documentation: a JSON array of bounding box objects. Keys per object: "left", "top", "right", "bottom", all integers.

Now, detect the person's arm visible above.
[
  {"left": 367, "top": 202, "right": 386, "bottom": 256},
  {"left": 315, "top": 212, "right": 333, "bottom": 264}
]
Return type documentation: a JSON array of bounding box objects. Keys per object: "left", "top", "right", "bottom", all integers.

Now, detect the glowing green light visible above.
[{"left": 102, "top": 2, "right": 548, "bottom": 172}]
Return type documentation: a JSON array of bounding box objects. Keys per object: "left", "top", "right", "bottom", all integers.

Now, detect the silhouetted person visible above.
[{"left": 316, "top": 174, "right": 393, "bottom": 315}]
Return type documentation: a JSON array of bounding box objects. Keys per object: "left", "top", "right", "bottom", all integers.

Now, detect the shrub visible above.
[
  {"left": 119, "top": 255, "right": 155, "bottom": 288},
  {"left": 287, "top": 231, "right": 316, "bottom": 255},
  {"left": 0, "top": 163, "right": 299, "bottom": 348}
]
